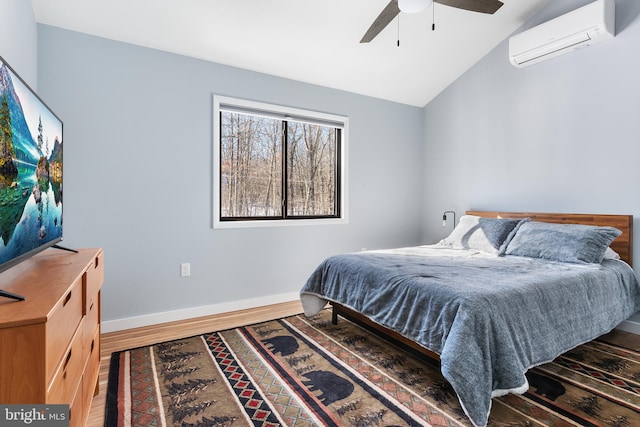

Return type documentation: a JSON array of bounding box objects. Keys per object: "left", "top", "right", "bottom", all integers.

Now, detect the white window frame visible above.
[{"left": 212, "top": 95, "right": 349, "bottom": 229}]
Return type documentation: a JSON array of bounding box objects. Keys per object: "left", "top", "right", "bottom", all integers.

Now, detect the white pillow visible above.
[
  {"left": 603, "top": 247, "right": 621, "bottom": 260},
  {"left": 439, "top": 215, "right": 527, "bottom": 255}
]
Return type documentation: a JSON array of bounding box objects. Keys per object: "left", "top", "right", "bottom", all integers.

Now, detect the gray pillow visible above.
[
  {"left": 439, "top": 215, "right": 526, "bottom": 255},
  {"left": 504, "top": 221, "right": 622, "bottom": 264}
]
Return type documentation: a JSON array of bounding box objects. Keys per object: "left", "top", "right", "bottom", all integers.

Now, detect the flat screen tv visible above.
[{"left": 0, "top": 54, "right": 64, "bottom": 299}]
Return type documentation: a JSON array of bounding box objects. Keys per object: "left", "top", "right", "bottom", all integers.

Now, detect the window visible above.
[{"left": 213, "top": 96, "right": 348, "bottom": 228}]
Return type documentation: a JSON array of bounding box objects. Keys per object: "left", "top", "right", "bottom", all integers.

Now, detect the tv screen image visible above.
[{"left": 0, "top": 55, "right": 63, "bottom": 280}]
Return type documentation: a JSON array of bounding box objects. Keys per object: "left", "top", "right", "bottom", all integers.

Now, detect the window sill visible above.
[{"left": 212, "top": 217, "right": 348, "bottom": 229}]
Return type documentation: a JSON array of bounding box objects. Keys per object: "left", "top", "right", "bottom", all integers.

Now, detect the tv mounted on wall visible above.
[{"left": 0, "top": 54, "right": 64, "bottom": 300}]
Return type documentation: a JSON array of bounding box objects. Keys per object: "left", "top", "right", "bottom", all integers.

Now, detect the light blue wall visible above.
[
  {"left": 36, "top": 25, "right": 424, "bottom": 324},
  {"left": 422, "top": 0, "right": 640, "bottom": 325},
  {"left": 0, "top": 0, "right": 37, "bottom": 88}
]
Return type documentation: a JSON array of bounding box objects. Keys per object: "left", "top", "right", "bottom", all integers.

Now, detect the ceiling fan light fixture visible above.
[{"left": 398, "top": 0, "right": 433, "bottom": 14}]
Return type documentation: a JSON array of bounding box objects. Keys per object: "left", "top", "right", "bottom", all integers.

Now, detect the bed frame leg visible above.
[{"left": 332, "top": 306, "right": 338, "bottom": 325}]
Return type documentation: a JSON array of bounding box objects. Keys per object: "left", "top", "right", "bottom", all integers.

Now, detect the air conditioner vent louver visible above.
[{"left": 509, "top": 0, "right": 615, "bottom": 68}]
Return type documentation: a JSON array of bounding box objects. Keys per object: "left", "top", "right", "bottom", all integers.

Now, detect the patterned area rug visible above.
[{"left": 106, "top": 310, "right": 640, "bottom": 426}]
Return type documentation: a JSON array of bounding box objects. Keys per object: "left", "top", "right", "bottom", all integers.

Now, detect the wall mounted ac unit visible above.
[{"left": 509, "top": 0, "right": 615, "bottom": 68}]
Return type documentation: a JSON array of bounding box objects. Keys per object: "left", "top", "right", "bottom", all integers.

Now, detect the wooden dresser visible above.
[{"left": 0, "top": 248, "right": 103, "bottom": 427}]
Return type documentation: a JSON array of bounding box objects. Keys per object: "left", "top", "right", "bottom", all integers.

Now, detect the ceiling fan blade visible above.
[
  {"left": 360, "top": 0, "right": 401, "bottom": 43},
  {"left": 436, "top": 0, "right": 504, "bottom": 14},
  {"left": 360, "top": 0, "right": 503, "bottom": 44}
]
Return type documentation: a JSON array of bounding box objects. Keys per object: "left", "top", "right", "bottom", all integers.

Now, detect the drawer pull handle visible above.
[
  {"left": 63, "top": 291, "right": 72, "bottom": 306},
  {"left": 90, "top": 339, "right": 95, "bottom": 353},
  {"left": 95, "top": 256, "right": 100, "bottom": 268},
  {"left": 63, "top": 349, "right": 72, "bottom": 370},
  {"left": 89, "top": 302, "right": 94, "bottom": 311}
]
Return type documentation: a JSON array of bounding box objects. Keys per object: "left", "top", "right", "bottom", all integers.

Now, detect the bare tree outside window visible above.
[
  {"left": 287, "top": 122, "right": 337, "bottom": 217},
  {"left": 219, "top": 108, "right": 341, "bottom": 221},
  {"left": 220, "top": 112, "right": 282, "bottom": 217}
]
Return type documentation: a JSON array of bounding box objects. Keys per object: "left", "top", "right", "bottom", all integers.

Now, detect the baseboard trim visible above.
[
  {"left": 616, "top": 318, "right": 640, "bottom": 335},
  {"left": 101, "top": 291, "right": 300, "bottom": 333}
]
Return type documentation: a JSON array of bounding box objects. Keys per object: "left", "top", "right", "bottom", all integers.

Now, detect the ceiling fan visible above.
[{"left": 360, "top": 0, "right": 504, "bottom": 43}]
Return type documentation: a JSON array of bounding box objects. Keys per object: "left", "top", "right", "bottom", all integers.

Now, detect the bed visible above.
[{"left": 299, "top": 211, "right": 640, "bottom": 427}]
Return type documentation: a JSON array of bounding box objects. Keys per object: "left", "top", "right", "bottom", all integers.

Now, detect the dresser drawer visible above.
[
  {"left": 46, "top": 275, "right": 83, "bottom": 382},
  {"left": 68, "top": 374, "right": 83, "bottom": 427},
  {"left": 83, "top": 289, "right": 100, "bottom": 345},
  {"left": 84, "top": 252, "right": 104, "bottom": 314},
  {"left": 47, "top": 321, "right": 84, "bottom": 404},
  {"left": 82, "top": 327, "right": 101, "bottom": 410}
]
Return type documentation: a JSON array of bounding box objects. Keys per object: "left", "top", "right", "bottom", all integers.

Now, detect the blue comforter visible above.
[{"left": 299, "top": 246, "right": 640, "bottom": 426}]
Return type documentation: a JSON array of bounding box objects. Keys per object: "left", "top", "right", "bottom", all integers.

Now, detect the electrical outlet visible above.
[{"left": 180, "top": 263, "right": 190, "bottom": 277}]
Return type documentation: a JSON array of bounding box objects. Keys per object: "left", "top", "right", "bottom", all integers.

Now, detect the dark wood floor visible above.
[{"left": 600, "top": 328, "right": 640, "bottom": 350}]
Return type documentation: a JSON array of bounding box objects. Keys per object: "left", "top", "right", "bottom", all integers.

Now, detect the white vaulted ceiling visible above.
[{"left": 31, "top": 0, "right": 550, "bottom": 107}]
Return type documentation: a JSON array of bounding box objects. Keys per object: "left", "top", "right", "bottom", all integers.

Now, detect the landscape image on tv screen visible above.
[{"left": 0, "top": 55, "right": 63, "bottom": 273}]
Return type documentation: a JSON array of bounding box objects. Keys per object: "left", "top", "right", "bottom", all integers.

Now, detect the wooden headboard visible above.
[{"left": 466, "top": 211, "right": 634, "bottom": 267}]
